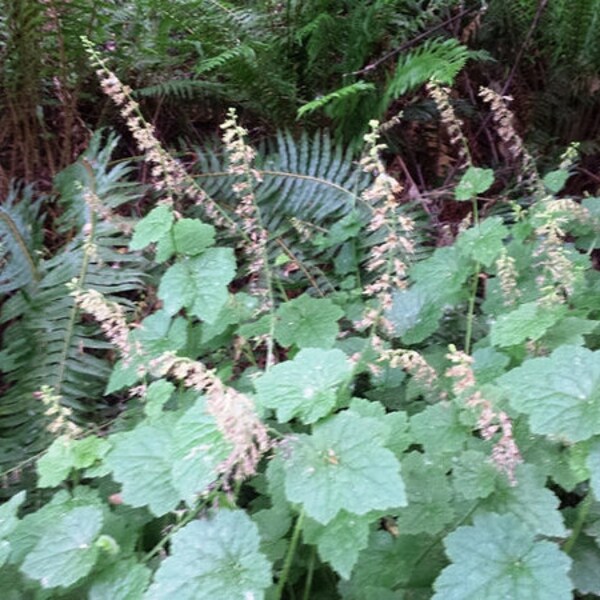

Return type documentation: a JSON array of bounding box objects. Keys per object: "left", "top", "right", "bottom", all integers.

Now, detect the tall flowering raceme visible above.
[
  {"left": 479, "top": 86, "right": 540, "bottom": 189},
  {"left": 70, "top": 284, "right": 271, "bottom": 485},
  {"left": 359, "top": 120, "right": 415, "bottom": 332},
  {"left": 220, "top": 108, "right": 271, "bottom": 308},
  {"left": 151, "top": 353, "right": 271, "bottom": 484},
  {"left": 445, "top": 345, "right": 521, "bottom": 485},
  {"left": 81, "top": 37, "right": 229, "bottom": 229},
  {"left": 532, "top": 198, "right": 592, "bottom": 306},
  {"left": 426, "top": 80, "right": 470, "bottom": 171}
]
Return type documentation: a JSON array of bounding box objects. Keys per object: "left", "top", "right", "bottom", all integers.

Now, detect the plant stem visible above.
[
  {"left": 302, "top": 547, "right": 316, "bottom": 600},
  {"left": 464, "top": 261, "right": 480, "bottom": 355},
  {"left": 464, "top": 197, "right": 480, "bottom": 354},
  {"left": 564, "top": 492, "right": 593, "bottom": 555},
  {"left": 142, "top": 501, "right": 208, "bottom": 563},
  {"left": 275, "top": 509, "right": 305, "bottom": 600}
]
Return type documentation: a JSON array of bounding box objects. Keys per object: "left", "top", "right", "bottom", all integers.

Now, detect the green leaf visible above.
[
  {"left": 410, "top": 403, "right": 469, "bottom": 456},
  {"left": 410, "top": 246, "right": 471, "bottom": 305},
  {"left": 144, "top": 379, "right": 176, "bottom": 420},
  {"left": 395, "top": 452, "right": 454, "bottom": 535},
  {"left": 498, "top": 345, "right": 600, "bottom": 442},
  {"left": 172, "top": 218, "right": 216, "bottom": 256},
  {"left": 130, "top": 205, "right": 174, "bottom": 251},
  {"left": 451, "top": 450, "right": 498, "bottom": 499},
  {"left": 543, "top": 169, "right": 570, "bottom": 194},
  {"left": 303, "top": 511, "right": 372, "bottom": 579},
  {"left": 158, "top": 248, "right": 236, "bottom": 324},
  {"left": 569, "top": 534, "right": 600, "bottom": 596},
  {"left": 37, "top": 436, "right": 73, "bottom": 488},
  {"left": 106, "top": 311, "right": 187, "bottom": 394},
  {"left": 254, "top": 348, "right": 352, "bottom": 424},
  {"left": 90, "top": 558, "right": 151, "bottom": 600},
  {"left": 347, "top": 398, "right": 411, "bottom": 457},
  {"left": 136, "top": 311, "right": 188, "bottom": 354},
  {"left": 145, "top": 510, "right": 271, "bottom": 600},
  {"left": 455, "top": 166, "right": 494, "bottom": 201},
  {"left": 313, "top": 210, "right": 363, "bottom": 249},
  {"left": 455, "top": 217, "right": 508, "bottom": 267},
  {"left": 37, "top": 436, "right": 110, "bottom": 488},
  {"left": 386, "top": 287, "right": 442, "bottom": 344},
  {"left": 252, "top": 504, "right": 292, "bottom": 562},
  {"left": 477, "top": 464, "right": 566, "bottom": 536},
  {"left": 274, "top": 295, "right": 343, "bottom": 349},
  {"left": 472, "top": 347, "right": 510, "bottom": 384},
  {"left": 281, "top": 411, "right": 406, "bottom": 524},
  {"left": 0, "top": 491, "right": 25, "bottom": 538},
  {"left": 542, "top": 317, "right": 598, "bottom": 349},
  {"left": 491, "top": 302, "right": 566, "bottom": 347},
  {"left": 433, "top": 512, "right": 572, "bottom": 599},
  {"left": 106, "top": 400, "right": 231, "bottom": 516},
  {"left": 71, "top": 437, "right": 111, "bottom": 469},
  {"left": 20, "top": 506, "right": 103, "bottom": 589},
  {"left": 340, "top": 530, "right": 446, "bottom": 597}
]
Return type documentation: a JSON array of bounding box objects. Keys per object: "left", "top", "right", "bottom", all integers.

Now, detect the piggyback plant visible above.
[{"left": 3, "top": 49, "right": 600, "bottom": 600}]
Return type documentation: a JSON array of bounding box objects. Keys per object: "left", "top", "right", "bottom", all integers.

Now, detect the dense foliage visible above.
[{"left": 2, "top": 1, "right": 600, "bottom": 598}]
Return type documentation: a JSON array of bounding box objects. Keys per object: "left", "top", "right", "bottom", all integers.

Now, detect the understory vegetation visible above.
[{"left": 2, "top": 1, "right": 600, "bottom": 598}]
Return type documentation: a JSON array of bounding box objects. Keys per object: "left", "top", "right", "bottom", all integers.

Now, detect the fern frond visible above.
[
  {"left": 191, "top": 129, "right": 431, "bottom": 294},
  {"left": 0, "top": 184, "right": 42, "bottom": 295},
  {"left": 195, "top": 44, "right": 257, "bottom": 75},
  {"left": 384, "top": 38, "right": 474, "bottom": 104},
  {"left": 0, "top": 133, "right": 147, "bottom": 472},
  {"left": 297, "top": 81, "right": 376, "bottom": 119}
]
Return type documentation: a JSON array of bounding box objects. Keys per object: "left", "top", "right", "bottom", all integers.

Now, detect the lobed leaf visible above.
[
  {"left": 282, "top": 411, "right": 406, "bottom": 524},
  {"left": 254, "top": 348, "right": 352, "bottom": 423},
  {"left": 433, "top": 512, "right": 572, "bottom": 599},
  {"left": 145, "top": 510, "right": 271, "bottom": 600}
]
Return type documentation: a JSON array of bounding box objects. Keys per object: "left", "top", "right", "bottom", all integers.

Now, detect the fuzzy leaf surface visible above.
[
  {"left": 491, "top": 302, "right": 565, "bottom": 347},
  {"left": 89, "top": 558, "right": 151, "bottom": 600},
  {"left": 386, "top": 287, "right": 441, "bottom": 344},
  {"left": 455, "top": 166, "right": 494, "bottom": 201},
  {"left": 254, "top": 348, "right": 352, "bottom": 423},
  {"left": 0, "top": 491, "right": 25, "bottom": 540},
  {"left": 172, "top": 218, "right": 215, "bottom": 256},
  {"left": 158, "top": 248, "right": 236, "bottom": 323},
  {"left": 37, "top": 436, "right": 110, "bottom": 488},
  {"left": 20, "top": 506, "right": 103, "bottom": 589},
  {"left": 455, "top": 217, "right": 507, "bottom": 267},
  {"left": 106, "top": 400, "right": 231, "bottom": 516},
  {"left": 130, "top": 205, "right": 173, "bottom": 250},
  {"left": 498, "top": 345, "right": 600, "bottom": 442},
  {"left": 282, "top": 411, "right": 406, "bottom": 524},
  {"left": 433, "top": 513, "right": 572, "bottom": 599},
  {"left": 274, "top": 294, "right": 343, "bottom": 349},
  {"left": 395, "top": 452, "right": 454, "bottom": 535},
  {"left": 145, "top": 510, "right": 271, "bottom": 600},
  {"left": 477, "top": 464, "right": 565, "bottom": 536},
  {"left": 303, "top": 510, "right": 372, "bottom": 579}
]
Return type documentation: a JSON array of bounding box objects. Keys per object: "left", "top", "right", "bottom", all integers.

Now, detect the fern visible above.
[
  {"left": 190, "top": 129, "right": 429, "bottom": 293},
  {"left": 384, "top": 38, "right": 475, "bottom": 104},
  {"left": 0, "top": 133, "right": 146, "bottom": 473},
  {"left": 297, "top": 81, "right": 376, "bottom": 119},
  {"left": 0, "top": 185, "right": 42, "bottom": 295}
]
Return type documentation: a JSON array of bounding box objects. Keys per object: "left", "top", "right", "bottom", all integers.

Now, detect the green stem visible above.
[
  {"left": 275, "top": 510, "right": 305, "bottom": 600},
  {"left": 142, "top": 501, "right": 208, "bottom": 563},
  {"left": 564, "top": 493, "right": 592, "bottom": 555},
  {"left": 302, "top": 547, "right": 316, "bottom": 600},
  {"left": 464, "top": 197, "right": 480, "bottom": 355},
  {"left": 464, "top": 261, "right": 480, "bottom": 355}
]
